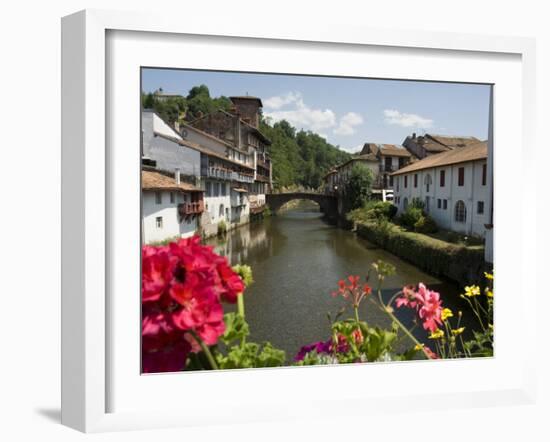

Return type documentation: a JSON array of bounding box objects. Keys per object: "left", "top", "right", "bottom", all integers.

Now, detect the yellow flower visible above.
[
  {"left": 485, "top": 288, "right": 494, "bottom": 298},
  {"left": 429, "top": 329, "right": 445, "bottom": 339},
  {"left": 441, "top": 308, "right": 453, "bottom": 321},
  {"left": 489, "top": 324, "right": 494, "bottom": 331},
  {"left": 484, "top": 271, "right": 494, "bottom": 281},
  {"left": 414, "top": 343, "right": 424, "bottom": 351},
  {"left": 451, "top": 327, "right": 465, "bottom": 336},
  {"left": 464, "top": 285, "right": 481, "bottom": 297}
]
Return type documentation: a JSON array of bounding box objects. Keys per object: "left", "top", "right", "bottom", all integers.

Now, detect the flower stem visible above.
[
  {"left": 189, "top": 330, "right": 219, "bottom": 370},
  {"left": 371, "top": 295, "right": 431, "bottom": 360},
  {"left": 237, "top": 293, "right": 247, "bottom": 348},
  {"left": 237, "top": 292, "right": 245, "bottom": 318}
]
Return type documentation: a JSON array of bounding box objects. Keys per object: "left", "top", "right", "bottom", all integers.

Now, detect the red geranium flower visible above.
[{"left": 141, "top": 236, "right": 245, "bottom": 372}]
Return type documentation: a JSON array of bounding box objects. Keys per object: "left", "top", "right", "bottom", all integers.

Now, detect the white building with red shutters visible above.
[{"left": 391, "top": 141, "right": 491, "bottom": 238}]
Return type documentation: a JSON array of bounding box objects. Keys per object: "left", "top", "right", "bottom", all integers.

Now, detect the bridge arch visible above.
[{"left": 266, "top": 192, "right": 338, "bottom": 220}]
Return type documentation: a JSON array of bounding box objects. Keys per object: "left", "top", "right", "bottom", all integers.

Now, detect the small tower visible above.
[{"left": 229, "top": 96, "right": 263, "bottom": 128}]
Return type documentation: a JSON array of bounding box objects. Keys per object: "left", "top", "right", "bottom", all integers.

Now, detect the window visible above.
[
  {"left": 155, "top": 192, "right": 162, "bottom": 204},
  {"left": 414, "top": 174, "right": 418, "bottom": 188},
  {"left": 404, "top": 176, "right": 408, "bottom": 188},
  {"left": 425, "top": 196, "right": 430, "bottom": 212},
  {"left": 403, "top": 197, "right": 409, "bottom": 210},
  {"left": 396, "top": 177, "right": 400, "bottom": 191},
  {"left": 206, "top": 182, "right": 212, "bottom": 197},
  {"left": 219, "top": 204, "right": 224, "bottom": 218},
  {"left": 155, "top": 216, "right": 163, "bottom": 228},
  {"left": 389, "top": 175, "right": 394, "bottom": 187},
  {"left": 214, "top": 182, "right": 220, "bottom": 197},
  {"left": 443, "top": 199, "right": 448, "bottom": 210},
  {"left": 454, "top": 200, "right": 467, "bottom": 223},
  {"left": 482, "top": 163, "right": 487, "bottom": 186},
  {"left": 424, "top": 174, "right": 432, "bottom": 192},
  {"left": 221, "top": 183, "right": 226, "bottom": 196},
  {"left": 458, "top": 167, "right": 465, "bottom": 186},
  {"left": 440, "top": 170, "right": 446, "bottom": 187},
  {"left": 477, "top": 201, "right": 485, "bottom": 214},
  {"left": 170, "top": 192, "right": 175, "bottom": 204},
  {"left": 437, "top": 199, "right": 441, "bottom": 209}
]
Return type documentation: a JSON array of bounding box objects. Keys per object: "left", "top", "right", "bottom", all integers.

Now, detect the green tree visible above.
[{"left": 344, "top": 163, "right": 374, "bottom": 209}]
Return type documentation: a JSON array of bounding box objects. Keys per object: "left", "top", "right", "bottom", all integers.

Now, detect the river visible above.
[{"left": 207, "top": 200, "right": 473, "bottom": 361}]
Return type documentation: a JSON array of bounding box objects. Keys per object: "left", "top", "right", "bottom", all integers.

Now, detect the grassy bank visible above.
[{"left": 355, "top": 221, "right": 485, "bottom": 286}]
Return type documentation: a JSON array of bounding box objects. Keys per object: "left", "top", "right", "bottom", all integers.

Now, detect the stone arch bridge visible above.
[{"left": 266, "top": 192, "right": 338, "bottom": 220}]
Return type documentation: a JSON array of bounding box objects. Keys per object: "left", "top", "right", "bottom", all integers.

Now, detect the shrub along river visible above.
[{"left": 206, "top": 200, "right": 476, "bottom": 361}]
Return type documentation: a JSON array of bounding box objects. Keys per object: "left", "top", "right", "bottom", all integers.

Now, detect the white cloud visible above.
[
  {"left": 264, "top": 92, "right": 302, "bottom": 110},
  {"left": 264, "top": 94, "right": 337, "bottom": 132},
  {"left": 383, "top": 109, "right": 433, "bottom": 128},
  {"left": 333, "top": 112, "right": 364, "bottom": 135}
]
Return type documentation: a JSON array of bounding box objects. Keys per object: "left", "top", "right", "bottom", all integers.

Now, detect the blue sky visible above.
[{"left": 142, "top": 68, "right": 491, "bottom": 153}]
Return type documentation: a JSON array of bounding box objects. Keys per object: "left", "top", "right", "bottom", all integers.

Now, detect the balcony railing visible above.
[
  {"left": 178, "top": 201, "right": 204, "bottom": 216},
  {"left": 230, "top": 171, "right": 254, "bottom": 183},
  {"left": 206, "top": 167, "right": 254, "bottom": 183},
  {"left": 207, "top": 167, "right": 231, "bottom": 180},
  {"left": 257, "top": 158, "right": 270, "bottom": 170}
]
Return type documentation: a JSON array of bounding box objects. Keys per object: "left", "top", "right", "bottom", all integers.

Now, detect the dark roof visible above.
[
  {"left": 229, "top": 96, "right": 263, "bottom": 107},
  {"left": 404, "top": 134, "right": 482, "bottom": 153},
  {"left": 142, "top": 170, "right": 202, "bottom": 192},
  {"left": 392, "top": 141, "right": 487, "bottom": 175},
  {"left": 361, "top": 142, "right": 412, "bottom": 157},
  {"left": 427, "top": 134, "right": 481, "bottom": 149}
]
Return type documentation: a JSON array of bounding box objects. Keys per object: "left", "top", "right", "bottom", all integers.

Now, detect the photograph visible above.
[{"left": 140, "top": 68, "right": 494, "bottom": 373}]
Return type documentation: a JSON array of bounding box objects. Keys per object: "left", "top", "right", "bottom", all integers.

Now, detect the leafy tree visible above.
[{"left": 344, "top": 163, "right": 374, "bottom": 209}]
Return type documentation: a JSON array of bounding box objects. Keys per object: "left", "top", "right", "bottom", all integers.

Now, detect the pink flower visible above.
[
  {"left": 423, "top": 346, "right": 439, "bottom": 360},
  {"left": 416, "top": 284, "right": 443, "bottom": 332},
  {"left": 395, "top": 283, "right": 443, "bottom": 333}
]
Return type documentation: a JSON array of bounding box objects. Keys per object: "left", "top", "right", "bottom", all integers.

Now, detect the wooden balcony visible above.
[{"left": 178, "top": 201, "right": 204, "bottom": 216}]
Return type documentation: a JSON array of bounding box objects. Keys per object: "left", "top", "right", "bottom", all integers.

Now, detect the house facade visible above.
[
  {"left": 188, "top": 96, "right": 272, "bottom": 198},
  {"left": 360, "top": 143, "right": 414, "bottom": 188},
  {"left": 392, "top": 141, "right": 491, "bottom": 237},
  {"left": 142, "top": 107, "right": 269, "bottom": 238},
  {"left": 141, "top": 169, "right": 204, "bottom": 244},
  {"left": 322, "top": 154, "right": 379, "bottom": 193}
]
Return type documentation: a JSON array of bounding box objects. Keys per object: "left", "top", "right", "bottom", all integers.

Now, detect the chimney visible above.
[{"left": 175, "top": 168, "right": 181, "bottom": 185}]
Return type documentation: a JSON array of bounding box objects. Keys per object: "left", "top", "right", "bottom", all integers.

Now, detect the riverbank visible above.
[{"left": 354, "top": 220, "right": 485, "bottom": 286}]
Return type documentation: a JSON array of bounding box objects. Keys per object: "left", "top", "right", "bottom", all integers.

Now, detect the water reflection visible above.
[{"left": 207, "top": 201, "right": 474, "bottom": 361}]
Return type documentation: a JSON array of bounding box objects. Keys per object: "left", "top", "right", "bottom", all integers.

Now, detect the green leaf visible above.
[{"left": 221, "top": 313, "right": 250, "bottom": 345}]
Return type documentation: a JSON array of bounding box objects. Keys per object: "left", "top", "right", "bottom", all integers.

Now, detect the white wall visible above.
[
  {"left": 142, "top": 191, "right": 197, "bottom": 243},
  {"left": 204, "top": 179, "right": 232, "bottom": 226},
  {"left": 394, "top": 159, "right": 490, "bottom": 236}
]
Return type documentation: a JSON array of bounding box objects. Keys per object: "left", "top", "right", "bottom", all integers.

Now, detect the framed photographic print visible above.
[{"left": 61, "top": 9, "right": 537, "bottom": 432}]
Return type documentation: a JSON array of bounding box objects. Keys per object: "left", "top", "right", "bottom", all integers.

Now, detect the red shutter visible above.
[
  {"left": 440, "top": 170, "right": 445, "bottom": 187},
  {"left": 458, "top": 167, "right": 464, "bottom": 186}
]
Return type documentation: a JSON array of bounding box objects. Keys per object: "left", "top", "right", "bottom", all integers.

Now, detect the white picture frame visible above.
[{"left": 61, "top": 9, "right": 537, "bottom": 433}]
